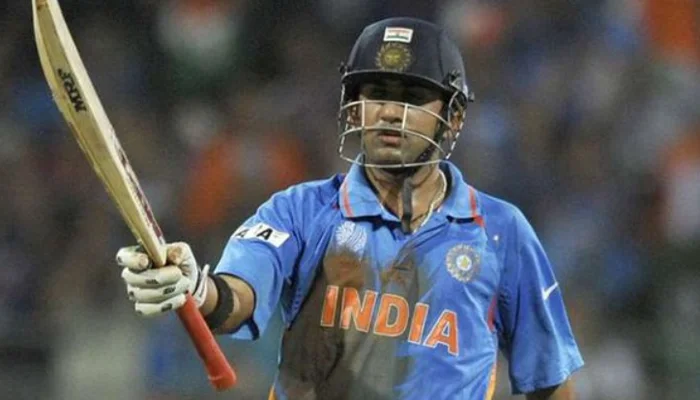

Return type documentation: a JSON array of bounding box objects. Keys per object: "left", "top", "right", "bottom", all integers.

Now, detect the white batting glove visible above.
[{"left": 116, "top": 242, "right": 209, "bottom": 317}]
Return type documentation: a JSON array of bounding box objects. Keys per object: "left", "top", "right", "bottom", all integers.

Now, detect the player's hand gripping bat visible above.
[{"left": 32, "top": 0, "right": 237, "bottom": 390}]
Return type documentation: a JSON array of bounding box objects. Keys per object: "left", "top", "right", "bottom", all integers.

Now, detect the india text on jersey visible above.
[{"left": 320, "top": 285, "right": 459, "bottom": 356}]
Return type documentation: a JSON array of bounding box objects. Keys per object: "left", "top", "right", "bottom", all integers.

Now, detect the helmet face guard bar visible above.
[{"left": 337, "top": 91, "right": 466, "bottom": 169}]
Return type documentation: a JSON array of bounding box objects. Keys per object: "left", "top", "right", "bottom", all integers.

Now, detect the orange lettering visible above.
[
  {"left": 340, "top": 288, "right": 377, "bottom": 332},
  {"left": 423, "top": 310, "right": 459, "bottom": 356},
  {"left": 320, "top": 287, "right": 460, "bottom": 357},
  {"left": 374, "top": 294, "right": 409, "bottom": 337},
  {"left": 408, "top": 302, "right": 429, "bottom": 344},
  {"left": 320, "top": 285, "right": 339, "bottom": 327}
]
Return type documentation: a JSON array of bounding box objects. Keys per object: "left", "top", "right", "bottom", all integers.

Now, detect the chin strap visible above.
[
  {"left": 398, "top": 165, "right": 447, "bottom": 234},
  {"left": 388, "top": 124, "right": 446, "bottom": 234},
  {"left": 401, "top": 177, "right": 414, "bottom": 234}
]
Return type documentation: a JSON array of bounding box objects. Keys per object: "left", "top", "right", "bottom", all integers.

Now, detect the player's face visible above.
[{"left": 356, "top": 79, "right": 444, "bottom": 166}]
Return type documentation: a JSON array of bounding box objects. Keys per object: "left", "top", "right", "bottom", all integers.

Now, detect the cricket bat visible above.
[{"left": 32, "top": 0, "right": 236, "bottom": 390}]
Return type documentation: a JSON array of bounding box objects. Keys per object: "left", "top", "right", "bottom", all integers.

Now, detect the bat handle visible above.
[{"left": 176, "top": 294, "right": 237, "bottom": 390}]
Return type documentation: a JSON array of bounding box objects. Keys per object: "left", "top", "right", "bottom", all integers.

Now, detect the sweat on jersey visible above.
[{"left": 214, "top": 161, "right": 584, "bottom": 400}]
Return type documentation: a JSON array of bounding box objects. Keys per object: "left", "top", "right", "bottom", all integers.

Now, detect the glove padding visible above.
[{"left": 117, "top": 242, "right": 209, "bottom": 317}]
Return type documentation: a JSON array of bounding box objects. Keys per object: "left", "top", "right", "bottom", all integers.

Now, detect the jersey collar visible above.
[
  {"left": 338, "top": 162, "right": 385, "bottom": 219},
  {"left": 439, "top": 161, "right": 483, "bottom": 220},
  {"left": 339, "top": 161, "right": 482, "bottom": 221}
]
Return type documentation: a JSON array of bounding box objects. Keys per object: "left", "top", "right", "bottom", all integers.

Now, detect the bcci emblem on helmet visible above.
[
  {"left": 445, "top": 244, "right": 480, "bottom": 283},
  {"left": 375, "top": 42, "right": 413, "bottom": 72}
]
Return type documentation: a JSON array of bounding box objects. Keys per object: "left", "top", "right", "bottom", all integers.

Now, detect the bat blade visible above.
[
  {"left": 32, "top": 0, "right": 236, "bottom": 390},
  {"left": 33, "top": 0, "right": 167, "bottom": 265}
]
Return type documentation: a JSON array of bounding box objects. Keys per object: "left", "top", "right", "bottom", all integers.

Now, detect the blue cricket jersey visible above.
[{"left": 215, "top": 161, "right": 584, "bottom": 399}]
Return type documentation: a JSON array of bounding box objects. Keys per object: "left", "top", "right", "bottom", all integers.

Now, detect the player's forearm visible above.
[
  {"left": 199, "top": 274, "right": 255, "bottom": 334},
  {"left": 525, "top": 379, "right": 575, "bottom": 400}
]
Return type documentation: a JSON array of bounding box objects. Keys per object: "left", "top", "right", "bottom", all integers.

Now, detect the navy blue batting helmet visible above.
[
  {"left": 341, "top": 17, "right": 474, "bottom": 106},
  {"left": 337, "top": 17, "right": 475, "bottom": 169}
]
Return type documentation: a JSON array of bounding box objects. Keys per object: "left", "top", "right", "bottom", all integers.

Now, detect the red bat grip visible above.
[{"left": 176, "top": 293, "right": 237, "bottom": 390}]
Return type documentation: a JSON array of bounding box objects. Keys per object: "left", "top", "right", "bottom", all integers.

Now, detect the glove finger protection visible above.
[
  {"left": 123, "top": 267, "right": 190, "bottom": 303},
  {"left": 134, "top": 294, "right": 187, "bottom": 317},
  {"left": 121, "top": 265, "right": 183, "bottom": 288},
  {"left": 116, "top": 242, "right": 209, "bottom": 317},
  {"left": 116, "top": 245, "right": 151, "bottom": 272}
]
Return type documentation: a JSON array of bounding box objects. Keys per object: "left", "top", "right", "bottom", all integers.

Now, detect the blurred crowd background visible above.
[{"left": 1, "top": 0, "right": 699, "bottom": 399}]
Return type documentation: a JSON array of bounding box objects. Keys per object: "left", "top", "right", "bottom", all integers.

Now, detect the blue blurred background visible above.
[{"left": 1, "top": 0, "right": 699, "bottom": 399}]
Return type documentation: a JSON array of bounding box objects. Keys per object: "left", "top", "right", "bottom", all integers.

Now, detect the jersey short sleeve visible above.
[
  {"left": 496, "top": 208, "right": 584, "bottom": 394},
  {"left": 214, "top": 189, "right": 303, "bottom": 340}
]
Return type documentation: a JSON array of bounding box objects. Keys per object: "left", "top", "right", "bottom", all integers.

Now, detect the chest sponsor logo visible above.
[
  {"left": 320, "top": 286, "right": 459, "bottom": 356},
  {"left": 445, "top": 244, "right": 480, "bottom": 283},
  {"left": 231, "top": 222, "right": 290, "bottom": 247}
]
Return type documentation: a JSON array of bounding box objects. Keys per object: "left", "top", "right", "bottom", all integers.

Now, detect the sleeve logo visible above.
[{"left": 232, "top": 222, "right": 290, "bottom": 248}]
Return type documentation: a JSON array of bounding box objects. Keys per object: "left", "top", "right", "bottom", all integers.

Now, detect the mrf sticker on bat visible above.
[
  {"left": 57, "top": 68, "right": 87, "bottom": 112},
  {"left": 232, "top": 222, "right": 290, "bottom": 247}
]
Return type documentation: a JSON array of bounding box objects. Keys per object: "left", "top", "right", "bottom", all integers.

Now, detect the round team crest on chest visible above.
[
  {"left": 335, "top": 221, "right": 367, "bottom": 255},
  {"left": 445, "top": 244, "right": 481, "bottom": 283},
  {"left": 375, "top": 42, "right": 413, "bottom": 72}
]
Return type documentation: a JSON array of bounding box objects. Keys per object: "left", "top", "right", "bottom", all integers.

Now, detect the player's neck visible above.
[{"left": 365, "top": 165, "right": 446, "bottom": 227}]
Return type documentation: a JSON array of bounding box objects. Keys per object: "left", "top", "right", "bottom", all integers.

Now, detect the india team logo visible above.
[
  {"left": 335, "top": 221, "right": 367, "bottom": 255},
  {"left": 375, "top": 42, "right": 413, "bottom": 72},
  {"left": 445, "top": 244, "right": 480, "bottom": 283}
]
